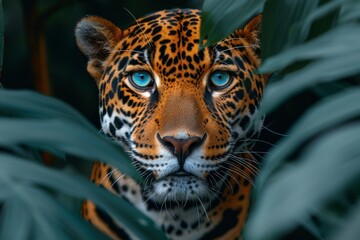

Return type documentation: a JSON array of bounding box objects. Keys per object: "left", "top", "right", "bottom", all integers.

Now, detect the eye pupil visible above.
[
  {"left": 131, "top": 71, "right": 153, "bottom": 89},
  {"left": 209, "top": 71, "right": 231, "bottom": 89}
]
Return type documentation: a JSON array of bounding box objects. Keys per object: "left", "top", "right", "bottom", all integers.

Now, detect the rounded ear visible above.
[
  {"left": 233, "top": 15, "right": 262, "bottom": 56},
  {"left": 243, "top": 15, "right": 262, "bottom": 45},
  {"left": 75, "top": 16, "right": 122, "bottom": 83}
]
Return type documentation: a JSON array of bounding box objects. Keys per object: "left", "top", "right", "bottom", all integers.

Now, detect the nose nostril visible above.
[{"left": 157, "top": 133, "right": 206, "bottom": 167}]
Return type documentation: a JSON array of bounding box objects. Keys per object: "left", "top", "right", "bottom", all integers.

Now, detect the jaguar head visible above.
[{"left": 75, "top": 9, "right": 267, "bottom": 203}]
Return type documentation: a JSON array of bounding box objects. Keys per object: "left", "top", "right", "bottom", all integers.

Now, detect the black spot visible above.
[
  {"left": 121, "top": 185, "right": 128, "bottom": 192},
  {"left": 235, "top": 56, "right": 245, "bottom": 70},
  {"left": 244, "top": 78, "right": 252, "bottom": 94},
  {"left": 244, "top": 178, "right": 250, "bottom": 186},
  {"left": 180, "top": 221, "right": 188, "bottom": 229},
  {"left": 175, "top": 229, "right": 183, "bottom": 236},
  {"left": 167, "top": 225, "right": 174, "bottom": 234},
  {"left": 191, "top": 221, "right": 199, "bottom": 229},
  {"left": 95, "top": 207, "right": 131, "bottom": 240},
  {"left": 152, "top": 26, "right": 162, "bottom": 35},
  {"left": 111, "top": 77, "right": 119, "bottom": 92},
  {"left": 152, "top": 34, "right": 162, "bottom": 42},
  {"left": 118, "top": 56, "right": 129, "bottom": 70},
  {"left": 249, "top": 104, "right": 256, "bottom": 114},
  {"left": 138, "top": 14, "right": 161, "bottom": 23},
  {"left": 199, "top": 209, "right": 242, "bottom": 240},
  {"left": 122, "top": 95, "right": 129, "bottom": 105},
  {"left": 239, "top": 116, "right": 250, "bottom": 130},
  {"left": 160, "top": 39, "right": 171, "bottom": 44},
  {"left": 107, "top": 105, "right": 114, "bottom": 117},
  {"left": 226, "top": 101, "right": 236, "bottom": 110},
  {"left": 109, "top": 123, "right": 116, "bottom": 136},
  {"left": 234, "top": 90, "right": 244, "bottom": 102}
]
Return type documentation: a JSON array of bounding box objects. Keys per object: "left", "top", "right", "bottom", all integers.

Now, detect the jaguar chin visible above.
[{"left": 76, "top": 8, "right": 268, "bottom": 240}]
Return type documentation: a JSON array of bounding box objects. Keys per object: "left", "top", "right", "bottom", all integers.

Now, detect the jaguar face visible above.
[{"left": 75, "top": 9, "right": 267, "bottom": 203}]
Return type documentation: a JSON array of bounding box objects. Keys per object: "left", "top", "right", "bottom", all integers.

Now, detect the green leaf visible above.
[
  {"left": 304, "top": 0, "right": 343, "bottom": 41},
  {"left": 1, "top": 184, "right": 107, "bottom": 240},
  {"left": 0, "top": 0, "right": 3, "bottom": 79},
  {"left": 0, "top": 117, "right": 141, "bottom": 182},
  {"left": 245, "top": 123, "right": 360, "bottom": 239},
  {"left": 0, "top": 153, "right": 168, "bottom": 240},
  {"left": 0, "top": 90, "right": 93, "bottom": 129},
  {"left": 261, "top": 0, "right": 319, "bottom": 60},
  {"left": 258, "top": 88, "right": 360, "bottom": 187},
  {"left": 339, "top": 0, "right": 360, "bottom": 23},
  {"left": 330, "top": 201, "right": 360, "bottom": 240},
  {"left": 200, "top": 0, "right": 265, "bottom": 47},
  {"left": 259, "top": 24, "right": 360, "bottom": 73},
  {"left": 261, "top": 50, "right": 360, "bottom": 113}
]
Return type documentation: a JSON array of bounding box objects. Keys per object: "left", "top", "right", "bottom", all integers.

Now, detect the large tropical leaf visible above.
[
  {"left": 257, "top": 88, "right": 360, "bottom": 186},
  {"left": 200, "top": 0, "right": 265, "bottom": 47},
  {"left": 246, "top": 123, "right": 360, "bottom": 239},
  {"left": 246, "top": 88, "right": 360, "bottom": 239},
  {"left": 0, "top": 89, "right": 167, "bottom": 240},
  {"left": 0, "top": 153, "right": 166, "bottom": 240},
  {"left": 0, "top": 90, "right": 140, "bottom": 181},
  {"left": 0, "top": 0, "right": 3, "bottom": 80}
]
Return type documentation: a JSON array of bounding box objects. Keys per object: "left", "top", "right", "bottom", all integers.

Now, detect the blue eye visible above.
[
  {"left": 130, "top": 71, "right": 153, "bottom": 89},
  {"left": 209, "top": 71, "right": 231, "bottom": 89}
]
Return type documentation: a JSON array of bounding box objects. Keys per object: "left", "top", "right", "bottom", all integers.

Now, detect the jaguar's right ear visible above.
[{"left": 75, "top": 16, "right": 122, "bottom": 83}]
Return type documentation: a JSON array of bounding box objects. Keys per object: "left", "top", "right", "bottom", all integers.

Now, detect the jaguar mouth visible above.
[{"left": 170, "top": 170, "right": 192, "bottom": 177}]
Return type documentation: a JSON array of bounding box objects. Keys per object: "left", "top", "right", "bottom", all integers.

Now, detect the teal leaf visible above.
[
  {"left": 258, "top": 88, "right": 360, "bottom": 187},
  {"left": 0, "top": 117, "right": 141, "bottom": 182},
  {"left": 261, "top": 0, "right": 319, "bottom": 60},
  {"left": 261, "top": 50, "right": 360, "bottom": 113},
  {"left": 200, "top": 0, "right": 265, "bottom": 47},
  {"left": 246, "top": 123, "right": 360, "bottom": 239},
  {"left": 259, "top": 24, "right": 360, "bottom": 73},
  {"left": 0, "top": 153, "right": 168, "bottom": 240}
]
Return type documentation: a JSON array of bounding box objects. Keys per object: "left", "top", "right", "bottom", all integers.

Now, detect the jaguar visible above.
[{"left": 75, "top": 9, "right": 268, "bottom": 240}]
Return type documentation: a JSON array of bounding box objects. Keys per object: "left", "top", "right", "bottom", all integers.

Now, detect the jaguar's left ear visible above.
[{"left": 234, "top": 15, "right": 262, "bottom": 54}]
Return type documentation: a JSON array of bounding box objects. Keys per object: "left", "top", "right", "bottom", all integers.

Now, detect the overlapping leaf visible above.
[
  {"left": 200, "top": 0, "right": 265, "bottom": 47},
  {"left": 0, "top": 153, "right": 166, "bottom": 240},
  {"left": 246, "top": 123, "right": 360, "bottom": 239},
  {"left": 0, "top": 89, "right": 167, "bottom": 239}
]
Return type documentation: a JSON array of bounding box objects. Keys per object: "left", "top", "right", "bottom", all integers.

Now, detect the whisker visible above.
[
  {"left": 212, "top": 171, "right": 233, "bottom": 193},
  {"left": 219, "top": 44, "right": 257, "bottom": 53},
  {"left": 237, "top": 138, "right": 277, "bottom": 148},
  {"left": 100, "top": 168, "right": 118, "bottom": 185},
  {"left": 219, "top": 164, "right": 255, "bottom": 187},
  {"left": 195, "top": 194, "right": 212, "bottom": 226},
  {"left": 111, "top": 174, "right": 126, "bottom": 189},
  {"left": 226, "top": 158, "right": 260, "bottom": 177},
  {"left": 212, "top": 37, "right": 246, "bottom": 49},
  {"left": 112, "top": 49, "right": 144, "bottom": 55},
  {"left": 123, "top": 8, "right": 154, "bottom": 50},
  {"left": 262, "top": 123, "right": 288, "bottom": 137}
]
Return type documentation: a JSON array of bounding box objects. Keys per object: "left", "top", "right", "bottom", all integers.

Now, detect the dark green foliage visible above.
[
  {"left": 0, "top": 90, "right": 167, "bottom": 239},
  {"left": 200, "top": 0, "right": 265, "bottom": 47},
  {"left": 201, "top": 0, "right": 360, "bottom": 239},
  {"left": 0, "top": 0, "right": 3, "bottom": 79}
]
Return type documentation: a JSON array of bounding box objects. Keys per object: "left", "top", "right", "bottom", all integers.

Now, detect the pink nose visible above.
[{"left": 157, "top": 134, "right": 205, "bottom": 167}]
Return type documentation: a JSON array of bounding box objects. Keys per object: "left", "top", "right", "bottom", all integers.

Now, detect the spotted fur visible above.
[{"left": 75, "top": 9, "right": 268, "bottom": 240}]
